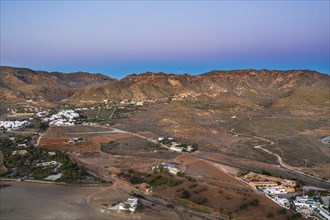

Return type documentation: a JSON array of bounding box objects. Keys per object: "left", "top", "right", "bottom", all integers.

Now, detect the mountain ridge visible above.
[
  {"left": 0, "top": 66, "right": 115, "bottom": 103},
  {"left": 1, "top": 66, "right": 329, "bottom": 109}
]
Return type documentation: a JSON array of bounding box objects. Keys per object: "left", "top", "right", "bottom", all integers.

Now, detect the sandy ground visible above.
[
  {"left": 158, "top": 154, "right": 289, "bottom": 220},
  {"left": 0, "top": 182, "right": 180, "bottom": 220},
  {"left": 0, "top": 182, "right": 113, "bottom": 220}
]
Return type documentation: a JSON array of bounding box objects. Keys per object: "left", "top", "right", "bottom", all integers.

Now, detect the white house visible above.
[
  {"left": 263, "top": 186, "right": 287, "bottom": 195},
  {"left": 273, "top": 196, "right": 290, "bottom": 208},
  {"left": 48, "top": 151, "right": 56, "bottom": 156},
  {"left": 36, "top": 161, "right": 61, "bottom": 167},
  {"left": 152, "top": 162, "right": 180, "bottom": 175},
  {"left": 12, "top": 150, "right": 28, "bottom": 156},
  {"left": 17, "top": 144, "right": 27, "bottom": 148},
  {"left": 118, "top": 198, "right": 138, "bottom": 212},
  {"left": 169, "top": 146, "right": 182, "bottom": 152}
]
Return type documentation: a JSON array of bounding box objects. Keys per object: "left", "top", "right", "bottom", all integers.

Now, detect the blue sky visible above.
[{"left": 1, "top": 1, "right": 329, "bottom": 78}]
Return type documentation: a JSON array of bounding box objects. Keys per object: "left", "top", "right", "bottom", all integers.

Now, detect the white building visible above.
[
  {"left": 44, "top": 173, "right": 62, "bottom": 181},
  {"left": 17, "top": 144, "right": 27, "bottom": 148},
  {"left": 272, "top": 196, "right": 290, "bottom": 208},
  {"left": 152, "top": 162, "right": 180, "bottom": 175},
  {"left": 293, "top": 196, "right": 330, "bottom": 219},
  {"left": 263, "top": 186, "right": 287, "bottom": 195},
  {"left": 12, "top": 150, "right": 28, "bottom": 156},
  {"left": 312, "top": 206, "right": 330, "bottom": 220},
  {"left": 36, "top": 161, "right": 61, "bottom": 167},
  {"left": 118, "top": 198, "right": 138, "bottom": 212},
  {"left": 294, "top": 196, "right": 318, "bottom": 208},
  {"left": 169, "top": 146, "right": 182, "bottom": 152}
]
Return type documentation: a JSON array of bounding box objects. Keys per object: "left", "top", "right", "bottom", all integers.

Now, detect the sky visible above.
[{"left": 1, "top": 1, "right": 329, "bottom": 78}]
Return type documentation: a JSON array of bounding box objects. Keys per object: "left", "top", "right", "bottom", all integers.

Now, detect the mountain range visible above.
[{"left": 1, "top": 66, "right": 329, "bottom": 110}]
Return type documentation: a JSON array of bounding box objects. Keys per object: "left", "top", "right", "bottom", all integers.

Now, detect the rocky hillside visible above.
[
  {"left": 0, "top": 66, "right": 115, "bottom": 102},
  {"left": 69, "top": 69, "right": 329, "bottom": 109},
  {"left": 1, "top": 67, "right": 329, "bottom": 108}
]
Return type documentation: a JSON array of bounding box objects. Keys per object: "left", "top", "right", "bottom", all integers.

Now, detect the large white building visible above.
[
  {"left": 117, "top": 198, "right": 138, "bottom": 212},
  {"left": 263, "top": 186, "right": 287, "bottom": 195}
]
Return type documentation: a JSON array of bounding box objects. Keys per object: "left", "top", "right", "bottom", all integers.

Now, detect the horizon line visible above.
[{"left": 0, "top": 65, "right": 329, "bottom": 79}]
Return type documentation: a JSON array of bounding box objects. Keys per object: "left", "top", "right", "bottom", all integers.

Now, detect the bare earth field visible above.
[
  {"left": 155, "top": 154, "right": 289, "bottom": 220},
  {"left": 0, "top": 182, "right": 180, "bottom": 220},
  {"left": 0, "top": 182, "right": 112, "bottom": 220},
  {"left": 113, "top": 102, "right": 330, "bottom": 181}
]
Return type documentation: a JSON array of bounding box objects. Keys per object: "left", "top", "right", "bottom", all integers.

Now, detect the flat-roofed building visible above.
[{"left": 248, "top": 181, "right": 278, "bottom": 188}]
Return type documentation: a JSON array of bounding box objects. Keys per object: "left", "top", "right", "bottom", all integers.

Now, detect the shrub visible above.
[
  {"left": 240, "top": 203, "right": 249, "bottom": 209},
  {"left": 278, "top": 208, "right": 287, "bottom": 215},
  {"left": 129, "top": 175, "right": 142, "bottom": 184},
  {"left": 189, "top": 183, "right": 198, "bottom": 189},
  {"left": 261, "top": 170, "right": 272, "bottom": 176},
  {"left": 194, "top": 187, "right": 208, "bottom": 194},
  {"left": 249, "top": 199, "right": 259, "bottom": 206},
  {"left": 181, "top": 190, "right": 191, "bottom": 198},
  {"left": 185, "top": 176, "right": 197, "bottom": 182},
  {"left": 267, "top": 213, "right": 274, "bottom": 218},
  {"left": 166, "top": 204, "right": 174, "bottom": 209},
  {"left": 196, "top": 198, "right": 208, "bottom": 205}
]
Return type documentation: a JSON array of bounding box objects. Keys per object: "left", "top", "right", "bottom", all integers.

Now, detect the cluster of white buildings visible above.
[
  {"left": 152, "top": 162, "right": 180, "bottom": 175},
  {"left": 0, "top": 120, "right": 30, "bottom": 131},
  {"left": 42, "top": 110, "right": 79, "bottom": 126},
  {"left": 293, "top": 196, "right": 330, "bottom": 220}
]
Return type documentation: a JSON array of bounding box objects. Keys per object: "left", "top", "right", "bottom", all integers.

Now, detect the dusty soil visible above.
[
  {"left": 0, "top": 182, "right": 114, "bottom": 220},
  {"left": 157, "top": 154, "right": 290, "bottom": 220},
  {"left": 0, "top": 181, "right": 180, "bottom": 220},
  {"left": 113, "top": 102, "right": 329, "bottom": 180}
]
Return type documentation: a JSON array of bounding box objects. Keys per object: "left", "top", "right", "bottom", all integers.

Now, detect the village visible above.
[
  {"left": 0, "top": 102, "right": 329, "bottom": 220},
  {"left": 0, "top": 120, "right": 30, "bottom": 131},
  {"left": 240, "top": 172, "right": 330, "bottom": 219}
]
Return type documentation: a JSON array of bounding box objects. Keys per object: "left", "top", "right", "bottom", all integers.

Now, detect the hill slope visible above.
[
  {"left": 0, "top": 66, "right": 115, "bottom": 103},
  {"left": 69, "top": 69, "right": 329, "bottom": 109},
  {"left": 1, "top": 67, "right": 329, "bottom": 109}
]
